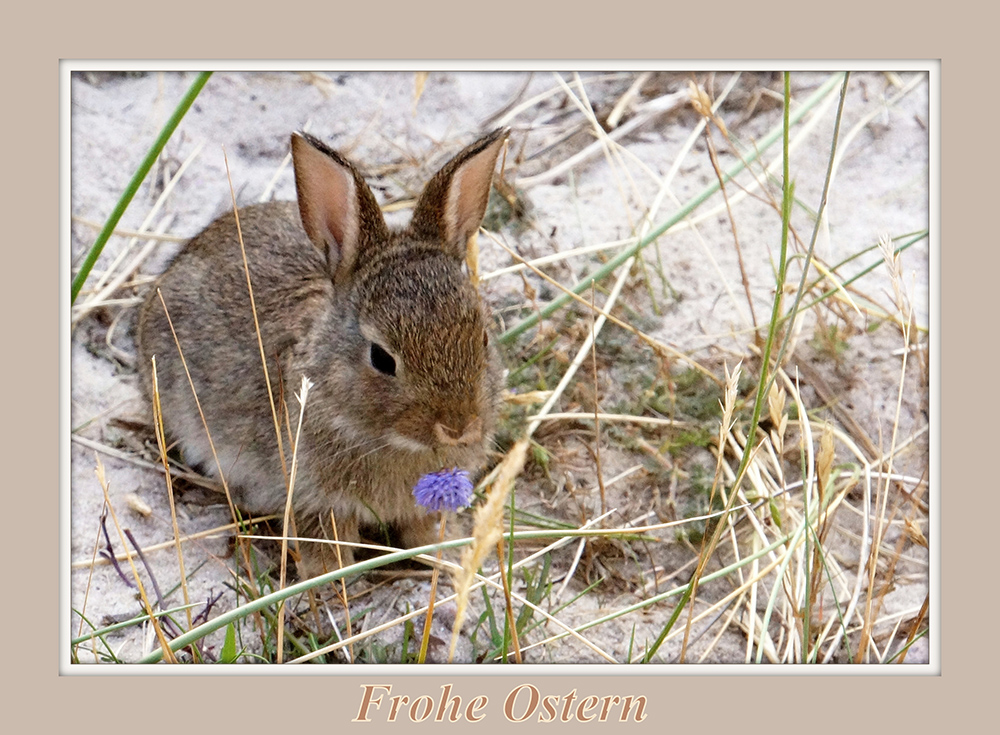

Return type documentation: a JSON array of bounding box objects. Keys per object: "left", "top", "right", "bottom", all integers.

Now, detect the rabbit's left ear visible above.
[
  {"left": 409, "top": 128, "right": 509, "bottom": 260},
  {"left": 291, "top": 132, "right": 390, "bottom": 284}
]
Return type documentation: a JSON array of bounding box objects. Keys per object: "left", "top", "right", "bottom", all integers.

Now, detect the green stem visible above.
[
  {"left": 132, "top": 508, "right": 740, "bottom": 665},
  {"left": 642, "top": 72, "right": 853, "bottom": 664},
  {"left": 137, "top": 536, "right": 471, "bottom": 664},
  {"left": 497, "top": 72, "right": 846, "bottom": 346},
  {"left": 753, "top": 72, "right": 851, "bottom": 663}
]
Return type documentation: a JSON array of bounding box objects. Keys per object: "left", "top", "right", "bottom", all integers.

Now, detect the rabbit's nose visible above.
[{"left": 434, "top": 417, "right": 483, "bottom": 447}]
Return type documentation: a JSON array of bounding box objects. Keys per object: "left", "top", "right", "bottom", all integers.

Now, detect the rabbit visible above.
[{"left": 136, "top": 128, "right": 509, "bottom": 577}]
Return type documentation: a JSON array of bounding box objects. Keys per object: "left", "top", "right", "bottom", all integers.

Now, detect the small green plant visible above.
[{"left": 470, "top": 556, "right": 552, "bottom": 663}]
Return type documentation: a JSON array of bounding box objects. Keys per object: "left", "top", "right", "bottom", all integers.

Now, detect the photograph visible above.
[{"left": 66, "top": 67, "right": 932, "bottom": 669}]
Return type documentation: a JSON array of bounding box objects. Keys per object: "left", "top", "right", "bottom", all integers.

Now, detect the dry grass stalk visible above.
[
  {"left": 482, "top": 236, "right": 638, "bottom": 281},
  {"left": 276, "top": 376, "right": 312, "bottom": 663},
  {"left": 70, "top": 433, "right": 220, "bottom": 492},
  {"left": 416, "top": 519, "right": 449, "bottom": 664},
  {"left": 493, "top": 534, "right": 523, "bottom": 663},
  {"left": 94, "top": 455, "right": 178, "bottom": 663},
  {"left": 76, "top": 494, "right": 116, "bottom": 660},
  {"left": 606, "top": 71, "right": 652, "bottom": 129},
  {"left": 154, "top": 218, "right": 279, "bottom": 647},
  {"left": 857, "top": 234, "right": 917, "bottom": 662},
  {"left": 485, "top": 231, "right": 720, "bottom": 385},
  {"left": 74, "top": 72, "right": 929, "bottom": 665},
  {"left": 466, "top": 232, "right": 480, "bottom": 287},
  {"left": 154, "top": 291, "right": 239, "bottom": 525},
  {"left": 589, "top": 286, "right": 607, "bottom": 518},
  {"left": 513, "top": 84, "right": 686, "bottom": 189},
  {"left": 412, "top": 71, "right": 428, "bottom": 114},
  {"left": 71, "top": 215, "right": 176, "bottom": 327},
  {"left": 292, "top": 507, "right": 625, "bottom": 665},
  {"left": 678, "top": 361, "right": 742, "bottom": 662},
  {"left": 688, "top": 80, "right": 758, "bottom": 334},
  {"left": 447, "top": 438, "right": 529, "bottom": 662},
  {"left": 70, "top": 215, "right": 188, "bottom": 243},
  {"left": 222, "top": 147, "right": 290, "bottom": 487},
  {"left": 72, "top": 141, "right": 203, "bottom": 310},
  {"left": 71, "top": 515, "right": 280, "bottom": 570},
  {"left": 150, "top": 356, "right": 192, "bottom": 631},
  {"left": 323, "top": 508, "right": 354, "bottom": 661}
]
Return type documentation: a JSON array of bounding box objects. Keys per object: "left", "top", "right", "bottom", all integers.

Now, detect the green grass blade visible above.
[
  {"left": 497, "top": 72, "right": 846, "bottom": 346},
  {"left": 70, "top": 71, "right": 213, "bottom": 304}
]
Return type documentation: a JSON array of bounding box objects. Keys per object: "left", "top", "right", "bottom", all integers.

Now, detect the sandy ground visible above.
[{"left": 68, "top": 69, "right": 930, "bottom": 665}]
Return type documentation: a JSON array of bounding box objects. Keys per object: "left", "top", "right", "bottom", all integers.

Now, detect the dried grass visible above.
[{"left": 70, "top": 70, "right": 930, "bottom": 666}]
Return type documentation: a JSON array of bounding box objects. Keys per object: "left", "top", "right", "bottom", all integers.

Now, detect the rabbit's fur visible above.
[{"left": 137, "top": 129, "right": 508, "bottom": 576}]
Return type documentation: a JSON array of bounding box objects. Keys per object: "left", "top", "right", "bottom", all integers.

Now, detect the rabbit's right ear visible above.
[
  {"left": 409, "top": 128, "right": 509, "bottom": 261},
  {"left": 291, "top": 132, "right": 389, "bottom": 283}
]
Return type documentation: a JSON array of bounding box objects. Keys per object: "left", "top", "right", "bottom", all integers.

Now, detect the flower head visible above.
[{"left": 413, "top": 468, "right": 474, "bottom": 513}]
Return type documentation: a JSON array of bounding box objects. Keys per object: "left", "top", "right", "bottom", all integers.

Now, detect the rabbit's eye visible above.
[
  {"left": 483, "top": 330, "right": 490, "bottom": 348},
  {"left": 370, "top": 342, "right": 396, "bottom": 376}
]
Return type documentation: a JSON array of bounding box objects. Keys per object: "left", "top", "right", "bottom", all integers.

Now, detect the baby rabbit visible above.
[{"left": 137, "top": 128, "right": 509, "bottom": 576}]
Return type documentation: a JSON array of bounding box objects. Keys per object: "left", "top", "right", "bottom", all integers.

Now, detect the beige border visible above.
[{"left": 31, "top": 1, "right": 980, "bottom": 731}]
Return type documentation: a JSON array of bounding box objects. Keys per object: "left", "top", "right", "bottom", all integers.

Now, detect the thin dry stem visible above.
[
  {"left": 222, "top": 147, "right": 291, "bottom": 488},
  {"left": 70, "top": 433, "right": 220, "bottom": 491},
  {"left": 327, "top": 510, "right": 354, "bottom": 662},
  {"left": 150, "top": 356, "right": 192, "bottom": 630},
  {"left": 276, "top": 376, "right": 312, "bottom": 663},
  {"left": 679, "top": 361, "right": 742, "bottom": 662},
  {"left": 75, "top": 502, "right": 110, "bottom": 660},
  {"left": 94, "top": 455, "right": 178, "bottom": 663},
  {"left": 71, "top": 515, "right": 279, "bottom": 570},
  {"left": 696, "top": 92, "right": 758, "bottom": 331},
  {"left": 858, "top": 236, "right": 916, "bottom": 661},
  {"left": 485, "top": 231, "right": 719, "bottom": 386},
  {"left": 494, "top": 534, "right": 523, "bottom": 663},
  {"left": 417, "top": 518, "right": 448, "bottom": 664},
  {"left": 292, "top": 508, "right": 627, "bottom": 664},
  {"left": 153, "top": 291, "right": 239, "bottom": 524},
  {"left": 589, "top": 285, "right": 607, "bottom": 518},
  {"left": 448, "top": 438, "right": 529, "bottom": 662},
  {"left": 72, "top": 141, "right": 204, "bottom": 321}
]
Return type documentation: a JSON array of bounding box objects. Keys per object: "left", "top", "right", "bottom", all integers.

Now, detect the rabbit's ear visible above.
[
  {"left": 291, "top": 132, "right": 388, "bottom": 283},
  {"left": 409, "top": 128, "right": 509, "bottom": 260}
]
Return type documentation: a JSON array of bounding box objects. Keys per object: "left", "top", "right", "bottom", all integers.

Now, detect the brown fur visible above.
[{"left": 136, "top": 129, "right": 509, "bottom": 576}]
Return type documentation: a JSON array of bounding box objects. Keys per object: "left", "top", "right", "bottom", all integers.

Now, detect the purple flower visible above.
[{"left": 413, "top": 468, "right": 474, "bottom": 512}]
